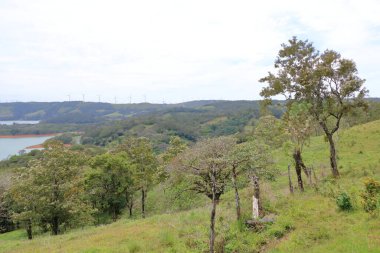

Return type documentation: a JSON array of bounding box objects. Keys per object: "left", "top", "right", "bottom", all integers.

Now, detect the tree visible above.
[
  {"left": 117, "top": 137, "right": 158, "bottom": 218},
  {"left": 7, "top": 140, "right": 93, "bottom": 237},
  {"left": 253, "top": 115, "right": 287, "bottom": 149},
  {"left": 284, "top": 102, "right": 314, "bottom": 191},
  {"left": 178, "top": 137, "right": 235, "bottom": 253},
  {"left": 86, "top": 153, "right": 133, "bottom": 221},
  {"left": 260, "top": 37, "right": 368, "bottom": 177},
  {"left": 244, "top": 142, "right": 276, "bottom": 219},
  {"left": 159, "top": 136, "right": 187, "bottom": 181},
  {"left": 5, "top": 171, "right": 36, "bottom": 239},
  {"left": 228, "top": 140, "right": 261, "bottom": 220},
  {"left": 0, "top": 200, "right": 14, "bottom": 234}
]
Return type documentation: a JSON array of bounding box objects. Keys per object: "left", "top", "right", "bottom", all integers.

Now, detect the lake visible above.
[
  {"left": 0, "top": 120, "right": 40, "bottom": 125},
  {"left": 0, "top": 136, "right": 53, "bottom": 160}
]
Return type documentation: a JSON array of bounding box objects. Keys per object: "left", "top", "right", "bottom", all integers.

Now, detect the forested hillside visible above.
[
  {"left": 1, "top": 118, "right": 379, "bottom": 253},
  {"left": 0, "top": 100, "right": 274, "bottom": 123}
]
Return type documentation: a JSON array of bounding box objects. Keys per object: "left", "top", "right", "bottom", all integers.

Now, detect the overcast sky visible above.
[{"left": 1, "top": 0, "right": 380, "bottom": 103}]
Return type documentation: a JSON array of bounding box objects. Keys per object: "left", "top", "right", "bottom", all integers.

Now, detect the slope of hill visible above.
[
  {"left": 1, "top": 120, "right": 379, "bottom": 253},
  {"left": 0, "top": 101, "right": 267, "bottom": 122},
  {"left": 0, "top": 100, "right": 280, "bottom": 148}
]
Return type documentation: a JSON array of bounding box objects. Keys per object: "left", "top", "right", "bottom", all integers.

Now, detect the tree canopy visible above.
[{"left": 260, "top": 37, "right": 368, "bottom": 177}]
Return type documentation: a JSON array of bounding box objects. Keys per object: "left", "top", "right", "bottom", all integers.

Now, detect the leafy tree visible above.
[
  {"left": 284, "top": 102, "right": 314, "bottom": 191},
  {"left": 116, "top": 137, "right": 158, "bottom": 218},
  {"left": 0, "top": 198, "right": 14, "bottom": 234},
  {"left": 253, "top": 115, "right": 287, "bottom": 149},
  {"left": 162, "top": 136, "right": 187, "bottom": 164},
  {"left": 177, "top": 137, "right": 235, "bottom": 253},
  {"left": 86, "top": 153, "right": 133, "bottom": 221},
  {"left": 260, "top": 37, "right": 368, "bottom": 177},
  {"left": 7, "top": 140, "right": 93, "bottom": 237},
  {"left": 228, "top": 140, "right": 260, "bottom": 220},
  {"left": 5, "top": 169, "right": 36, "bottom": 239},
  {"left": 244, "top": 142, "right": 276, "bottom": 219},
  {"left": 159, "top": 136, "right": 188, "bottom": 181}
]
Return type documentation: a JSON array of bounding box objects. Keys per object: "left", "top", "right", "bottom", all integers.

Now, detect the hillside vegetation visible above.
[
  {"left": 1, "top": 120, "right": 379, "bottom": 253},
  {"left": 0, "top": 101, "right": 269, "bottom": 123}
]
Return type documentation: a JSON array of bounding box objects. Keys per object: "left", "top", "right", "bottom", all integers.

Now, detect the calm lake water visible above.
[
  {"left": 0, "top": 136, "right": 52, "bottom": 160},
  {"left": 0, "top": 120, "right": 49, "bottom": 160},
  {"left": 0, "top": 120, "right": 40, "bottom": 125}
]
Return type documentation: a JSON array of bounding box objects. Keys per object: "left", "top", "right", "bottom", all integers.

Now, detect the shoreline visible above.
[{"left": 0, "top": 133, "right": 58, "bottom": 139}]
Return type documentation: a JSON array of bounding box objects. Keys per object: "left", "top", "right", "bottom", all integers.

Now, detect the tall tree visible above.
[
  {"left": 178, "top": 137, "right": 235, "bottom": 253},
  {"left": 117, "top": 137, "right": 158, "bottom": 218},
  {"left": 284, "top": 102, "right": 314, "bottom": 191},
  {"left": 244, "top": 142, "right": 276, "bottom": 219},
  {"left": 7, "top": 140, "right": 93, "bottom": 237},
  {"left": 86, "top": 153, "right": 133, "bottom": 221},
  {"left": 254, "top": 115, "right": 287, "bottom": 149},
  {"left": 159, "top": 136, "right": 187, "bottom": 181},
  {"left": 260, "top": 37, "right": 367, "bottom": 177},
  {"left": 5, "top": 170, "right": 36, "bottom": 239},
  {"left": 228, "top": 140, "right": 263, "bottom": 220}
]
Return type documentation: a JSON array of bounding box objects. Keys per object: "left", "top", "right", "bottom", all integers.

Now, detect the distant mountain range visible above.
[
  {"left": 0, "top": 100, "right": 283, "bottom": 123},
  {"left": 1, "top": 98, "right": 378, "bottom": 124}
]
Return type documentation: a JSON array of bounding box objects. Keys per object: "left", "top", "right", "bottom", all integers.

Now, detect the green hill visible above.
[
  {"left": 1, "top": 119, "right": 379, "bottom": 253},
  {"left": 0, "top": 101, "right": 268, "bottom": 123}
]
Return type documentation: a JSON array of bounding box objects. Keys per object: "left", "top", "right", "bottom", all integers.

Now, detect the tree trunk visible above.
[
  {"left": 126, "top": 192, "right": 134, "bottom": 217},
  {"left": 252, "top": 175, "right": 261, "bottom": 219},
  {"left": 293, "top": 150, "right": 304, "bottom": 192},
  {"left": 327, "top": 133, "right": 340, "bottom": 177},
  {"left": 128, "top": 200, "right": 133, "bottom": 218},
  {"left": 52, "top": 216, "right": 59, "bottom": 235},
  {"left": 231, "top": 166, "right": 241, "bottom": 220},
  {"left": 112, "top": 205, "right": 117, "bottom": 221},
  {"left": 320, "top": 121, "right": 340, "bottom": 178},
  {"left": 26, "top": 219, "right": 33, "bottom": 240},
  {"left": 141, "top": 188, "right": 146, "bottom": 218},
  {"left": 209, "top": 171, "right": 217, "bottom": 253},
  {"left": 287, "top": 165, "right": 294, "bottom": 194}
]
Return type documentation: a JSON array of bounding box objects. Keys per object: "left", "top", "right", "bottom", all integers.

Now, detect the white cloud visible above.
[{"left": 0, "top": 0, "right": 379, "bottom": 103}]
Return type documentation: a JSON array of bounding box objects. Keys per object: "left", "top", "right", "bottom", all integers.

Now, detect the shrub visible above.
[
  {"left": 127, "top": 242, "right": 142, "bottom": 253},
  {"left": 361, "top": 178, "right": 380, "bottom": 215},
  {"left": 336, "top": 192, "right": 353, "bottom": 211}
]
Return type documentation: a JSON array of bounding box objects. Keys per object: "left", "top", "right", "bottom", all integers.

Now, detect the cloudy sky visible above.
[{"left": 1, "top": 0, "right": 379, "bottom": 103}]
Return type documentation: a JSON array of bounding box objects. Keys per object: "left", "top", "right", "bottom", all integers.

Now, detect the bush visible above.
[
  {"left": 336, "top": 192, "right": 353, "bottom": 211},
  {"left": 361, "top": 178, "right": 380, "bottom": 215}
]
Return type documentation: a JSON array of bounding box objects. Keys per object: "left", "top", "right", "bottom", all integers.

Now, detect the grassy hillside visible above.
[{"left": 1, "top": 120, "right": 380, "bottom": 252}]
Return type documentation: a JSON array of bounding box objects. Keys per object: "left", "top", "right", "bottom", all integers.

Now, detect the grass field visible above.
[{"left": 1, "top": 120, "right": 380, "bottom": 252}]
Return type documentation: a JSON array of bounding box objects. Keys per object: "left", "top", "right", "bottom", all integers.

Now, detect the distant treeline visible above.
[{"left": 0, "top": 100, "right": 270, "bottom": 122}]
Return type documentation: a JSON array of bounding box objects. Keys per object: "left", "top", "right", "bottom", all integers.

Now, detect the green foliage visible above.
[
  {"left": 253, "top": 115, "right": 287, "bottom": 148},
  {"left": 229, "top": 140, "right": 277, "bottom": 181},
  {"left": 159, "top": 136, "right": 188, "bottom": 181},
  {"left": 1, "top": 115, "right": 380, "bottom": 252},
  {"left": 177, "top": 137, "right": 236, "bottom": 200},
  {"left": 0, "top": 149, "right": 43, "bottom": 169},
  {"left": 335, "top": 192, "right": 353, "bottom": 211},
  {"left": 260, "top": 37, "right": 368, "bottom": 177},
  {"left": 86, "top": 153, "right": 134, "bottom": 221},
  {"left": 115, "top": 137, "right": 158, "bottom": 218},
  {"left": 6, "top": 140, "right": 93, "bottom": 236},
  {"left": 117, "top": 137, "right": 158, "bottom": 192},
  {"left": 285, "top": 102, "right": 313, "bottom": 150},
  {"left": 53, "top": 133, "right": 74, "bottom": 144},
  {"left": 361, "top": 177, "right": 380, "bottom": 215},
  {"left": 0, "top": 200, "right": 14, "bottom": 233}
]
